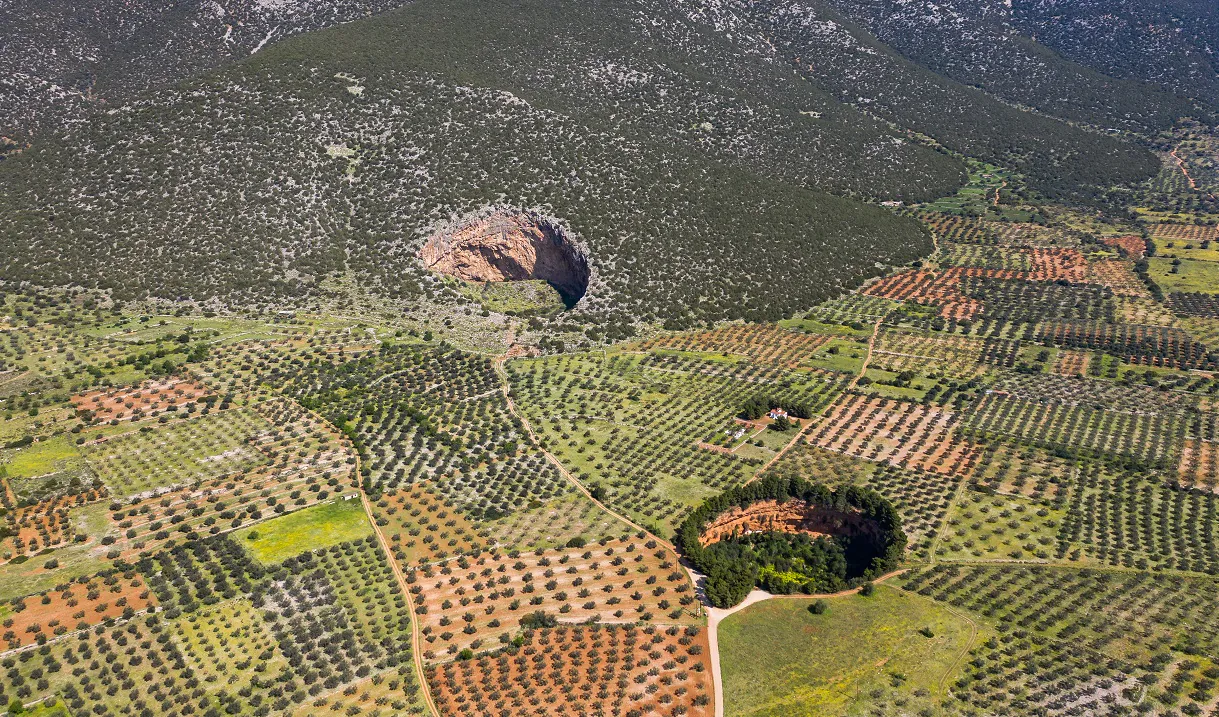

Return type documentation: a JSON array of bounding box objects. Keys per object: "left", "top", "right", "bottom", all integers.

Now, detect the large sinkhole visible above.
[{"left": 420, "top": 210, "right": 590, "bottom": 308}]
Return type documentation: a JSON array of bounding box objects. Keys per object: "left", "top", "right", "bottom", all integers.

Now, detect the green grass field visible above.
[
  {"left": 1156, "top": 243, "right": 1219, "bottom": 262},
  {"left": 171, "top": 599, "right": 290, "bottom": 690},
  {"left": 234, "top": 498, "right": 372, "bottom": 564},
  {"left": 1, "top": 435, "right": 84, "bottom": 480},
  {"left": 1148, "top": 257, "right": 1219, "bottom": 294},
  {"left": 455, "top": 278, "right": 565, "bottom": 315},
  {"left": 806, "top": 338, "right": 867, "bottom": 374},
  {"left": 17, "top": 701, "right": 72, "bottom": 716},
  {"left": 936, "top": 491, "right": 1063, "bottom": 562},
  {"left": 719, "top": 586, "right": 979, "bottom": 717}
]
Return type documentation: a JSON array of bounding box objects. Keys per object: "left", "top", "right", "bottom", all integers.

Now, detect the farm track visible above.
[
  {"left": 755, "top": 315, "right": 885, "bottom": 477},
  {"left": 929, "top": 470, "right": 972, "bottom": 564},
  {"left": 357, "top": 484, "right": 440, "bottom": 717},
  {"left": 706, "top": 569, "right": 908, "bottom": 717},
  {"left": 295, "top": 402, "right": 441, "bottom": 717},
  {"left": 937, "top": 603, "right": 979, "bottom": 695},
  {"left": 492, "top": 354, "right": 668, "bottom": 542},
  {"left": 1171, "top": 148, "right": 1200, "bottom": 192}
]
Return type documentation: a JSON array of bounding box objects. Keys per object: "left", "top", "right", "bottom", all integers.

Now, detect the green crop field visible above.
[
  {"left": 1148, "top": 257, "right": 1219, "bottom": 294},
  {"left": 234, "top": 497, "right": 371, "bottom": 564}
]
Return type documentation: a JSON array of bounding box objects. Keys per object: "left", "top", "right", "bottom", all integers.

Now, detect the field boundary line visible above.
[
  {"left": 752, "top": 315, "right": 885, "bottom": 478},
  {"left": 295, "top": 402, "right": 441, "bottom": 717},
  {"left": 493, "top": 355, "right": 670, "bottom": 544}
]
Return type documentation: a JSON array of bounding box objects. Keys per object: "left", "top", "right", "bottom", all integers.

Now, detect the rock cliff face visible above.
[
  {"left": 698, "top": 499, "right": 880, "bottom": 547},
  {"left": 420, "top": 210, "right": 590, "bottom": 306}
]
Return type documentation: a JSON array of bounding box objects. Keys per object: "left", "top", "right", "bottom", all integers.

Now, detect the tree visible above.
[
  {"left": 703, "top": 560, "right": 756, "bottom": 609},
  {"left": 519, "top": 611, "right": 557, "bottom": 629}
]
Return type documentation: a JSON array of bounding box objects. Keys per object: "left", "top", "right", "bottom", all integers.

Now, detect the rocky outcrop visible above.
[
  {"left": 698, "top": 499, "right": 879, "bottom": 547},
  {"left": 420, "top": 210, "right": 590, "bottom": 306}
]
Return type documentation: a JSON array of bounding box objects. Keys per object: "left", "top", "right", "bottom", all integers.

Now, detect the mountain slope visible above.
[
  {"left": 0, "top": 0, "right": 412, "bottom": 138},
  {"left": 0, "top": 0, "right": 1173, "bottom": 329},
  {"left": 1013, "top": 0, "right": 1219, "bottom": 109},
  {"left": 717, "top": 0, "right": 1160, "bottom": 201},
  {"left": 822, "top": 0, "right": 1204, "bottom": 132}
]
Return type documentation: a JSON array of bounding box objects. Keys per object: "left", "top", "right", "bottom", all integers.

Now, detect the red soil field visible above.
[
  {"left": 1101, "top": 235, "right": 1147, "bottom": 259},
  {"left": 72, "top": 378, "right": 211, "bottom": 423},
  {"left": 697, "top": 499, "right": 877, "bottom": 546},
  {"left": 1178, "top": 439, "right": 1219, "bottom": 492},
  {"left": 1026, "top": 248, "right": 1087, "bottom": 283},
  {"left": 635, "top": 323, "right": 831, "bottom": 369},
  {"left": 411, "top": 535, "right": 699, "bottom": 660},
  {"left": 808, "top": 393, "right": 979, "bottom": 477},
  {"left": 427, "top": 622, "right": 714, "bottom": 717},
  {"left": 374, "top": 481, "right": 493, "bottom": 566},
  {"left": 2, "top": 486, "right": 105, "bottom": 563},
  {"left": 1, "top": 571, "right": 155, "bottom": 649},
  {"left": 863, "top": 269, "right": 984, "bottom": 320},
  {"left": 1052, "top": 350, "right": 1091, "bottom": 377}
]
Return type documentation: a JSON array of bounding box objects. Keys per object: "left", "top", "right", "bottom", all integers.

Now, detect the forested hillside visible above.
[
  {"left": 824, "top": 0, "right": 1203, "bottom": 131},
  {"left": 0, "top": 62, "right": 931, "bottom": 332},
  {"left": 0, "top": 0, "right": 413, "bottom": 138},
  {"left": 0, "top": 0, "right": 1180, "bottom": 329},
  {"left": 1013, "top": 0, "right": 1219, "bottom": 109}
]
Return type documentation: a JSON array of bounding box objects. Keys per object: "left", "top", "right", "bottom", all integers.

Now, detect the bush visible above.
[
  {"left": 518, "top": 611, "right": 557, "bottom": 629},
  {"left": 808, "top": 599, "right": 828, "bottom": 615}
]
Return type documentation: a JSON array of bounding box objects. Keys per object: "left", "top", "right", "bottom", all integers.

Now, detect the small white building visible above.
[{"left": 767, "top": 408, "right": 788, "bottom": 420}]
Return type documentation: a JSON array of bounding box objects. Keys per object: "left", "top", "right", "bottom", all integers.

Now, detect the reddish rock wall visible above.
[
  {"left": 698, "top": 499, "right": 878, "bottom": 547},
  {"left": 420, "top": 210, "right": 589, "bottom": 302}
]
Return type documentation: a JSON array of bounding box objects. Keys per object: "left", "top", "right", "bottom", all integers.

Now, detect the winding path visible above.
[
  {"left": 938, "top": 604, "right": 979, "bottom": 695},
  {"left": 493, "top": 355, "right": 666, "bottom": 545},
  {"left": 1170, "top": 148, "right": 1200, "bottom": 191},
  {"left": 297, "top": 402, "right": 441, "bottom": 717},
  {"left": 756, "top": 315, "right": 884, "bottom": 475}
]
